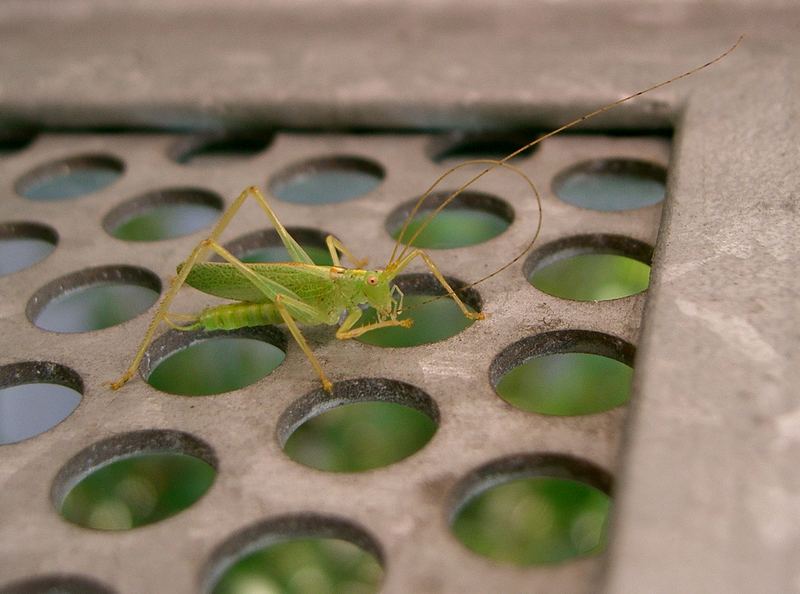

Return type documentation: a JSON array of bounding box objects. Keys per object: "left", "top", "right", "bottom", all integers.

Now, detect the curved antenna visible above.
[
  {"left": 387, "top": 36, "right": 743, "bottom": 269},
  {"left": 398, "top": 158, "right": 541, "bottom": 314},
  {"left": 387, "top": 160, "right": 478, "bottom": 266}
]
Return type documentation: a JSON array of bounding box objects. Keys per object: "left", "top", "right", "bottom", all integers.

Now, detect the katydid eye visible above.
[{"left": 367, "top": 276, "right": 378, "bottom": 285}]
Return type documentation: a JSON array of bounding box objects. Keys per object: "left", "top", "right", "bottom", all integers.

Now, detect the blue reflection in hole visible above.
[
  {"left": 20, "top": 156, "right": 123, "bottom": 201},
  {"left": 273, "top": 169, "right": 382, "bottom": 205},
  {"left": 0, "top": 383, "right": 81, "bottom": 444},
  {"left": 34, "top": 284, "right": 159, "bottom": 333},
  {"left": 557, "top": 173, "right": 664, "bottom": 211},
  {"left": 0, "top": 238, "right": 55, "bottom": 275},
  {"left": 555, "top": 159, "right": 667, "bottom": 212},
  {"left": 24, "top": 170, "right": 120, "bottom": 201}
]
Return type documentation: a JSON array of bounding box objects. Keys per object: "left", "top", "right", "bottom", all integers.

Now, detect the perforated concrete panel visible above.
[{"left": 0, "top": 2, "right": 798, "bottom": 594}]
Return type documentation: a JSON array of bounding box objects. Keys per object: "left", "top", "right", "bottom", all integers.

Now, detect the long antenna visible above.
[{"left": 387, "top": 36, "right": 743, "bottom": 271}]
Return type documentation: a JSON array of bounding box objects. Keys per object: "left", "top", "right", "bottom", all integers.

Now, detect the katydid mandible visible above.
[{"left": 108, "top": 38, "right": 741, "bottom": 394}]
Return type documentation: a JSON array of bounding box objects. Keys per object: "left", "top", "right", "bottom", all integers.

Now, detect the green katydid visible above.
[{"left": 108, "top": 38, "right": 740, "bottom": 394}]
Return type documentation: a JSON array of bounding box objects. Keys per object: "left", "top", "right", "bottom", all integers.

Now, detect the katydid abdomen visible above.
[{"left": 198, "top": 301, "right": 283, "bottom": 331}]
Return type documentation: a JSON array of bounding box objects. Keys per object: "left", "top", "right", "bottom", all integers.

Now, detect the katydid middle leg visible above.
[
  {"left": 325, "top": 235, "right": 368, "bottom": 268},
  {"left": 334, "top": 308, "right": 412, "bottom": 341}
]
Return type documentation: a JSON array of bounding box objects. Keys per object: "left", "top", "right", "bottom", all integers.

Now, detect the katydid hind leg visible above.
[
  {"left": 245, "top": 186, "right": 314, "bottom": 264},
  {"left": 110, "top": 186, "right": 314, "bottom": 390},
  {"left": 108, "top": 187, "right": 266, "bottom": 389}
]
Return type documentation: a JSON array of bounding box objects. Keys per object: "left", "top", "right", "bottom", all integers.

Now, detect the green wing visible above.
[{"left": 183, "top": 261, "right": 335, "bottom": 304}]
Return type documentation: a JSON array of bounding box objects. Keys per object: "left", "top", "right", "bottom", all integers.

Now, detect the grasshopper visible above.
[{"left": 109, "top": 38, "right": 740, "bottom": 394}]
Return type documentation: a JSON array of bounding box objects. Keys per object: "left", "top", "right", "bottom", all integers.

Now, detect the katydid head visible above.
[{"left": 362, "top": 269, "right": 395, "bottom": 318}]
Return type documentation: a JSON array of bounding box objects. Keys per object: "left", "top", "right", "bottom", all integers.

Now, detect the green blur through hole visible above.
[
  {"left": 391, "top": 209, "right": 509, "bottom": 249},
  {"left": 496, "top": 353, "right": 632, "bottom": 416},
  {"left": 111, "top": 203, "right": 221, "bottom": 241},
  {"left": 0, "top": 237, "right": 55, "bottom": 276},
  {"left": 147, "top": 338, "right": 285, "bottom": 396},
  {"left": 21, "top": 168, "right": 121, "bottom": 201},
  {"left": 212, "top": 537, "right": 383, "bottom": 594},
  {"left": 452, "top": 477, "right": 610, "bottom": 566},
  {"left": 530, "top": 254, "right": 650, "bottom": 301},
  {"left": 356, "top": 294, "right": 476, "bottom": 348},
  {"left": 273, "top": 170, "right": 381, "bottom": 205},
  {"left": 556, "top": 171, "right": 664, "bottom": 211},
  {"left": 59, "top": 453, "right": 215, "bottom": 530},
  {"left": 240, "top": 245, "right": 334, "bottom": 266},
  {"left": 283, "top": 401, "right": 436, "bottom": 472},
  {"left": 33, "top": 284, "right": 159, "bottom": 333}
]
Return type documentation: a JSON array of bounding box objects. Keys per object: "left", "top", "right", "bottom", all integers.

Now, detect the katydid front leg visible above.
[{"left": 335, "top": 308, "right": 413, "bottom": 341}]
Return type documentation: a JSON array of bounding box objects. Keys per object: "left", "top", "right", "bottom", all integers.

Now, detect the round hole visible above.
[
  {"left": 552, "top": 158, "right": 666, "bottom": 211},
  {"left": 0, "top": 221, "right": 58, "bottom": 276},
  {"left": 27, "top": 265, "right": 161, "bottom": 333},
  {"left": 142, "top": 326, "right": 287, "bottom": 396},
  {"left": 270, "top": 155, "right": 384, "bottom": 205},
  {"left": 221, "top": 227, "right": 334, "bottom": 266},
  {"left": 52, "top": 429, "right": 216, "bottom": 531},
  {"left": 0, "top": 361, "right": 82, "bottom": 445},
  {"left": 525, "top": 234, "right": 652, "bottom": 301},
  {"left": 490, "top": 330, "right": 635, "bottom": 416},
  {"left": 428, "top": 130, "right": 538, "bottom": 163},
  {"left": 449, "top": 453, "right": 612, "bottom": 566},
  {"left": 278, "top": 378, "right": 438, "bottom": 472},
  {"left": 203, "top": 514, "right": 384, "bottom": 594},
  {"left": 16, "top": 154, "right": 124, "bottom": 201},
  {"left": 170, "top": 133, "right": 273, "bottom": 166},
  {"left": 103, "top": 187, "right": 224, "bottom": 242},
  {"left": 386, "top": 190, "right": 512, "bottom": 249},
  {"left": 0, "top": 575, "right": 116, "bottom": 594},
  {"left": 355, "top": 273, "right": 481, "bottom": 348}
]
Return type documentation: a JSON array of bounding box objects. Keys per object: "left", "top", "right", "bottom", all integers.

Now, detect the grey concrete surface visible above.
[
  {"left": 0, "top": 1, "right": 797, "bottom": 593},
  {"left": 0, "top": 1, "right": 795, "bottom": 131},
  {"left": 604, "top": 57, "right": 800, "bottom": 594}
]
